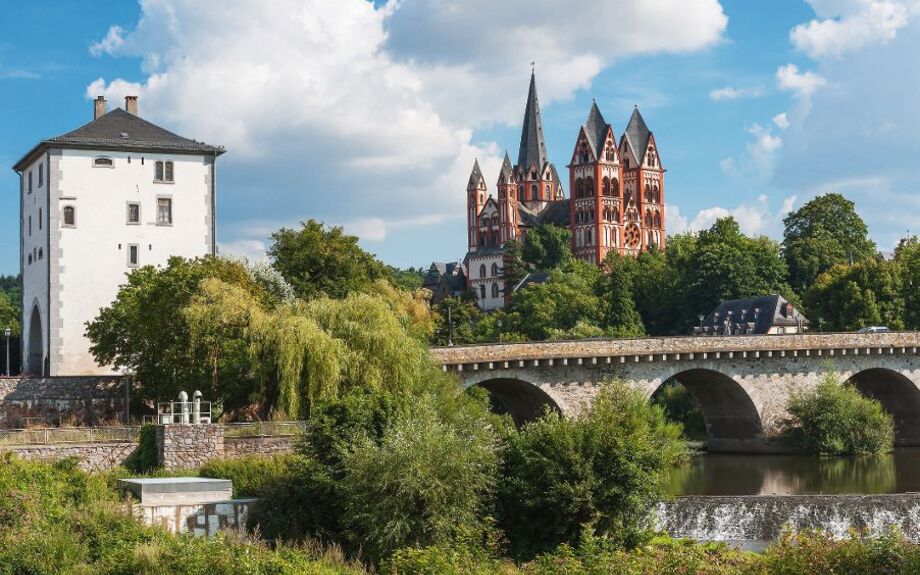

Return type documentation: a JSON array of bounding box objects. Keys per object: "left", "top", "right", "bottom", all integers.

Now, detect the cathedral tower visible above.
[{"left": 620, "top": 106, "right": 665, "bottom": 254}]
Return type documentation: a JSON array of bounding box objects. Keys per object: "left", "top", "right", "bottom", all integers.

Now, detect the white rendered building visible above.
[{"left": 12, "top": 96, "right": 224, "bottom": 376}]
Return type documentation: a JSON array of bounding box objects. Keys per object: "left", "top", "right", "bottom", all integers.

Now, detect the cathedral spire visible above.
[
  {"left": 498, "top": 151, "right": 514, "bottom": 184},
  {"left": 516, "top": 70, "right": 549, "bottom": 173},
  {"left": 623, "top": 106, "right": 651, "bottom": 158},
  {"left": 467, "top": 159, "right": 485, "bottom": 189}
]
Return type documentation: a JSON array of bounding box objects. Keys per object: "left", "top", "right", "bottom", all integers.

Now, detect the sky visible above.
[{"left": 1, "top": 0, "right": 919, "bottom": 275}]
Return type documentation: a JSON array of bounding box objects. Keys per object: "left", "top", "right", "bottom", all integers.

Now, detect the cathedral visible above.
[{"left": 464, "top": 72, "right": 666, "bottom": 310}]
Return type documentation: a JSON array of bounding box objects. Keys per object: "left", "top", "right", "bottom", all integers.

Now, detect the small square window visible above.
[
  {"left": 127, "top": 244, "right": 139, "bottom": 267},
  {"left": 155, "top": 160, "right": 174, "bottom": 183},
  {"left": 63, "top": 206, "right": 76, "bottom": 227},
  {"left": 93, "top": 157, "right": 114, "bottom": 168},
  {"left": 157, "top": 197, "right": 172, "bottom": 225},
  {"left": 155, "top": 161, "right": 164, "bottom": 181},
  {"left": 127, "top": 202, "right": 141, "bottom": 224}
]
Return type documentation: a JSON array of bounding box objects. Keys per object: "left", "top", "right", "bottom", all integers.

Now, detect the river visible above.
[{"left": 667, "top": 448, "right": 920, "bottom": 496}]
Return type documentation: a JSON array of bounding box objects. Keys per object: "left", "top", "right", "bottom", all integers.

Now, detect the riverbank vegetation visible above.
[{"left": 785, "top": 374, "right": 895, "bottom": 455}]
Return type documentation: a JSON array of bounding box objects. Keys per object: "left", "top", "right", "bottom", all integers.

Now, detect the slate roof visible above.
[
  {"left": 468, "top": 159, "right": 485, "bottom": 189},
  {"left": 700, "top": 294, "right": 810, "bottom": 335},
  {"left": 512, "top": 272, "right": 551, "bottom": 294},
  {"left": 498, "top": 152, "right": 515, "bottom": 184},
  {"left": 623, "top": 106, "right": 651, "bottom": 160},
  {"left": 14, "top": 108, "right": 224, "bottom": 171},
  {"left": 537, "top": 199, "right": 571, "bottom": 227},
  {"left": 583, "top": 101, "right": 610, "bottom": 158},
  {"left": 516, "top": 71, "right": 549, "bottom": 172},
  {"left": 549, "top": 164, "right": 565, "bottom": 197},
  {"left": 423, "top": 261, "right": 466, "bottom": 292}
]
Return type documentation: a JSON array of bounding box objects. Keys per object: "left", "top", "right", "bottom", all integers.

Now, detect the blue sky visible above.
[{"left": 1, "top": 0, "right": 918, "bottom": 275}]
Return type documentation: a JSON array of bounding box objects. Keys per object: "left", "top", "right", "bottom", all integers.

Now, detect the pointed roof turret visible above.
[
  {"left": 498, "top": 151, "right": 515, "bottom": 184},
  {"left": 623, "top": 105, "right": 651, "bottom": 159},
  {"left": 583, "top": 100, "right": 610, "bottom": 158},
  {"left": 467, "top": 159, "right": 485, "bottom": 189},
  {"left": 516, "top": 71, "right": 549, "bottom": 173}
]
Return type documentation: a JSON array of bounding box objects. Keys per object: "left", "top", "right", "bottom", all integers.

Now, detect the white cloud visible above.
[
  {"left": 0, "top": 69, "right": 40, "bottom": 80},
  {"left": 773, "top": 112, "right": 790, "bottom": 130},
  {"left": 217, "top": 239, "right": 268, "bottom": 262},
  {"left": 672, "top": 195, "right": 798, "bottom": 237},
  {"left": 87, "top": 0, "right": 727, "bottom": 260},
  {"left": 709, "top": 86, "right": 762, "bottom": 101},
  {"left": 776, "top": 63, "right": 827, "bottom": 98},
  {"left": 791, "top": 0, "right": 910, "bottom": 59},
  {"left": 721, "top": 123, "right": 783, "bottom": 181}
]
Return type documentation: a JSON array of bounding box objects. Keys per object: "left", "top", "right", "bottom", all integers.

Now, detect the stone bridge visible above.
[{"left": 431, "top": 332, "right": 920, "bottom": 453}]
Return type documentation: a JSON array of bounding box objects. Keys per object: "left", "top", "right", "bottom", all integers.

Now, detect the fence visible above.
[
  {"left": 0, "top": 421, "right": 307, "bottom": 447},
  {"left": 0, "top": 426, "right": 141, "bottom": 447},
  {"left": 222, "top": 421, "right": 307, "bottom": 438}
]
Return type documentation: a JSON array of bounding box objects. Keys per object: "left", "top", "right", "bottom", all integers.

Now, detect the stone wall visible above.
[
  {"left": 0, "top": 376, "right": 127, "bottom": 427},
  {"left": 224, "top": 434, "right": 297, "bottom": 457},
  {"left": 156, "top": 424, "right": 224, "bottom": 470},
  {"left": 5, "top": 441, "right": 138, "bottom": 472}
]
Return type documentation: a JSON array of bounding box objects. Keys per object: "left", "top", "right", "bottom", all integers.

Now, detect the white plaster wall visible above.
[
  {"left": 21, "top": 154, "right": 50, "bottom": 375},
  {"left": 467, "top": 253, "right": 504, "bottom": 311},
  {"left": 53, "top": 149, "right": 214, "bottom": 375}
]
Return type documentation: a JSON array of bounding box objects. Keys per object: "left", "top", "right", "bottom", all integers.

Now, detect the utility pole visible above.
[{"left": 4, "top": 327, "right": 10, "bottom": 376}]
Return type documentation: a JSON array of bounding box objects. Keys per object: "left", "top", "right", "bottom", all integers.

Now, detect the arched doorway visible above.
[
  {"left": 472, "top": 378, "right": 561, "bottom": 425},
  {"left": 27, "top": 305, "right": 43, "bottom": 376},
  {"left": 658, "top": 369, "right": 763, "bottom": 443},
  {"left": 847, "top": 368, "right": 920, "bottom": 445}
]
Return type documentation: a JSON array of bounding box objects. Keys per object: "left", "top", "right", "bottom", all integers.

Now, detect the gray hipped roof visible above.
[
  {"left": 583, "top": 101, "right": 610, "bottom": 158},
  {"left": 701, "top": 294, "right": 810, "bottom": 335},
  {"left": 516, "top": 71, "right": 549, "bottom": 172},
  {"left": 14, "top": 108, "right": 224, "bottom": 171},
  {"left": 623, "top": 106, "right": 651, "bottom": 159}
]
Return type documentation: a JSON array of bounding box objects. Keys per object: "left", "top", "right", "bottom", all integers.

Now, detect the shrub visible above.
[
  {"left": 199, "top": 454, "right": 298, "bottom": 497},
  {"left": 497, "top": 382, "right": 687, "bottom": 560},
  {"left": 786, "top": 374, "right": 894, "bottom": 455},
  {"left": 123, "top": 424, "right": 158, "bottom": 473},
  {"left": 338, "top": 392, "right": 499, "bottom": 563}
]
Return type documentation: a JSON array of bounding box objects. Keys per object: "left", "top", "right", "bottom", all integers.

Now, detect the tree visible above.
[
  {"left": 786, "top": 374, "right": 894, "bottom": 455},
  {"left": 0, "top": 292, "right": 19, "bottom": 337},
  {"left": 895, "top": 236, "right": 920, "bottom": 329},
  {"left": 522, "top": 224, "right": 572, "bottom": 270},
  {"left": 500, "top": 238, "right": 528, "bottom": 292},
  {"left": 497, "top": 382, "right": 687, "bottom": 560},
  {"left": 783, "top": 194, "right": 877, "bottom": 294},
  {"left": 431, "top": 295, "right": 482, "bottom": 346},
  {"left": 600, "top": 253, "right": 645, "bottom": 338},
  {"left": 676, "top": 218, "right": 794, "bottom": 331},
  {"left": 805, "top": 258, "right": 904, "bottom": 331},
  {"left": 385, "top": 265, "right": 425, "bottom": 291},
  {"left": 86, "top": 257, "right": 264, "bottom": 412},
  {"left": 505, "top": 261, "right": 604, "bottom": 340},
  {"left": 268, "top": 220, "right": 388, "bottom": 300}
]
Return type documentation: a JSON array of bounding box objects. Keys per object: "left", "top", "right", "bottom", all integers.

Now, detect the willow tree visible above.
[{"left": 185, "top": 278, "right": 444, "bottom": 419}]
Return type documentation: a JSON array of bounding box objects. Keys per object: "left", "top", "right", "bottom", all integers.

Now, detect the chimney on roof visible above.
[
  {"left": 94, "top": 96, "right": 107, "bottom": 120},
  {"left": 125, "top": 95, "right": 138, "bottom": 116}
]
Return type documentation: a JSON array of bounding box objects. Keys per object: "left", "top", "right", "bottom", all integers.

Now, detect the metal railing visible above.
[
  {"left": 0, "top": 426, "right": 141, "bottom": 447},
  {"left": 222, "top": 421, "right": 307, "bottom": 438}
]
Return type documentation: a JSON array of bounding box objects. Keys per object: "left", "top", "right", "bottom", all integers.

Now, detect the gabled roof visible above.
[
  {"left": 498, "top": 152, "right": 515, "bottom": 184},
  {"left": 14, "top": 108, "right": 224, "bottom": 171},
  {"left": 622, "top": 106, "right": 651, "bottom": 162},
  {"left": 583, "top": 101, "right": 610, "bottom": 158},
  {"left": 516, "top": 202, "right": 541, "bottom": 227},
  {"left": 468, "top": 159, "right": 485, "bottom": 189},
  {"left": 537, "top": 199, "right": 571, "bottom": 227},
  {"left": 516, "top": 71, "right": 549, "bottom": 172}
]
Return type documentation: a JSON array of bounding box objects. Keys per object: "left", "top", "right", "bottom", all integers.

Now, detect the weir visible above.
[{"left": 654, "top": 494, "right": 920, "bottom": 550}]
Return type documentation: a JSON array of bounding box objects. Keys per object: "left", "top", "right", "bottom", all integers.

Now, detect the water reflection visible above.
[{"left": 667, "top": 448, "right": 920, "bottom": 495}]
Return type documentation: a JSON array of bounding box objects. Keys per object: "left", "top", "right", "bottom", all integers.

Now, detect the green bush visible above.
[
  {"left": 123, "top": 424, "right": 158, "bottom": 473},
  {"left": 199, "top": 454, "right": 299, "bottom": 497},
  {"left": 651, "top": 380, "right": 707, "bottom": 441},
  {"left": 496, "top": 382, "right": 687, "bottom": 560},
  {"left": 339, "top": 393, "right": 498, "bottom": 563},
  {"left": 786, "top": 374, "right": 894, "bottom": 455}
]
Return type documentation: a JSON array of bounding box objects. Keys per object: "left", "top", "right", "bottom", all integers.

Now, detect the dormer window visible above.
[{"left": 93, "top": 157, "right": 114, "bottom": 168}]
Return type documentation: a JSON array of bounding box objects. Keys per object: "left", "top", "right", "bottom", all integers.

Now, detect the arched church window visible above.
[
  {"left": 574, "top": 178, "right": 583, "bottom": 199},
  {"left": 480, "top": 285, "right": 486, "bottom": 300},
  {"left": 479, "top": 264, "right": 486, "bottom": 278},
  {"left": 602, "top": 177, "right": 610, "bottom": 196},
  {"left": 645, "top": 211, "right": 652, "bottom": 227},
  {"left": 584, "top": 177, "right": 594, "bottom": 197},
  {"left": 491, "top": 283, "right": 499, "bottom": 298},
  {"left": 491, "top": 263, "right": 498, "bottom": 277},
  {"left": 654, "top": 212, "right": 661, "bottom": 228},
  {"left": 611, "top": 178, "right": 619, "bottom": 196}
]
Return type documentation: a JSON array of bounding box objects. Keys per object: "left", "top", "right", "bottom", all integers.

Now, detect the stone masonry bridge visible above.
[{"left": 431, "top": 332, "right": 920, "bottom": 453}]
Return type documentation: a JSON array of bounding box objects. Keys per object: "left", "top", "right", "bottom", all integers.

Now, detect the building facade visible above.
[
  {"left": 13, "top": 96, "right": 224, "bottom": 376},
  {"left": 464, "top": 73, "right": 666, "bottom": 310}
]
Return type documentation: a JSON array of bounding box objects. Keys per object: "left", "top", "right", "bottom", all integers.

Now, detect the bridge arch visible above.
[
  {"left": 846, "top": 367, "right": 920, "bottom": 445},
  {"left": 654, "top": 368, "right": 763, "bottom": 444},
  {"left": 469, "top": 377, "right": 562, "bottom": 425}
]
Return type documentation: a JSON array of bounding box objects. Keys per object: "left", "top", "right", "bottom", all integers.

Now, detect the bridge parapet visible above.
[{"left": 432, "top": 332, "right": 920, "bottom": 369}]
